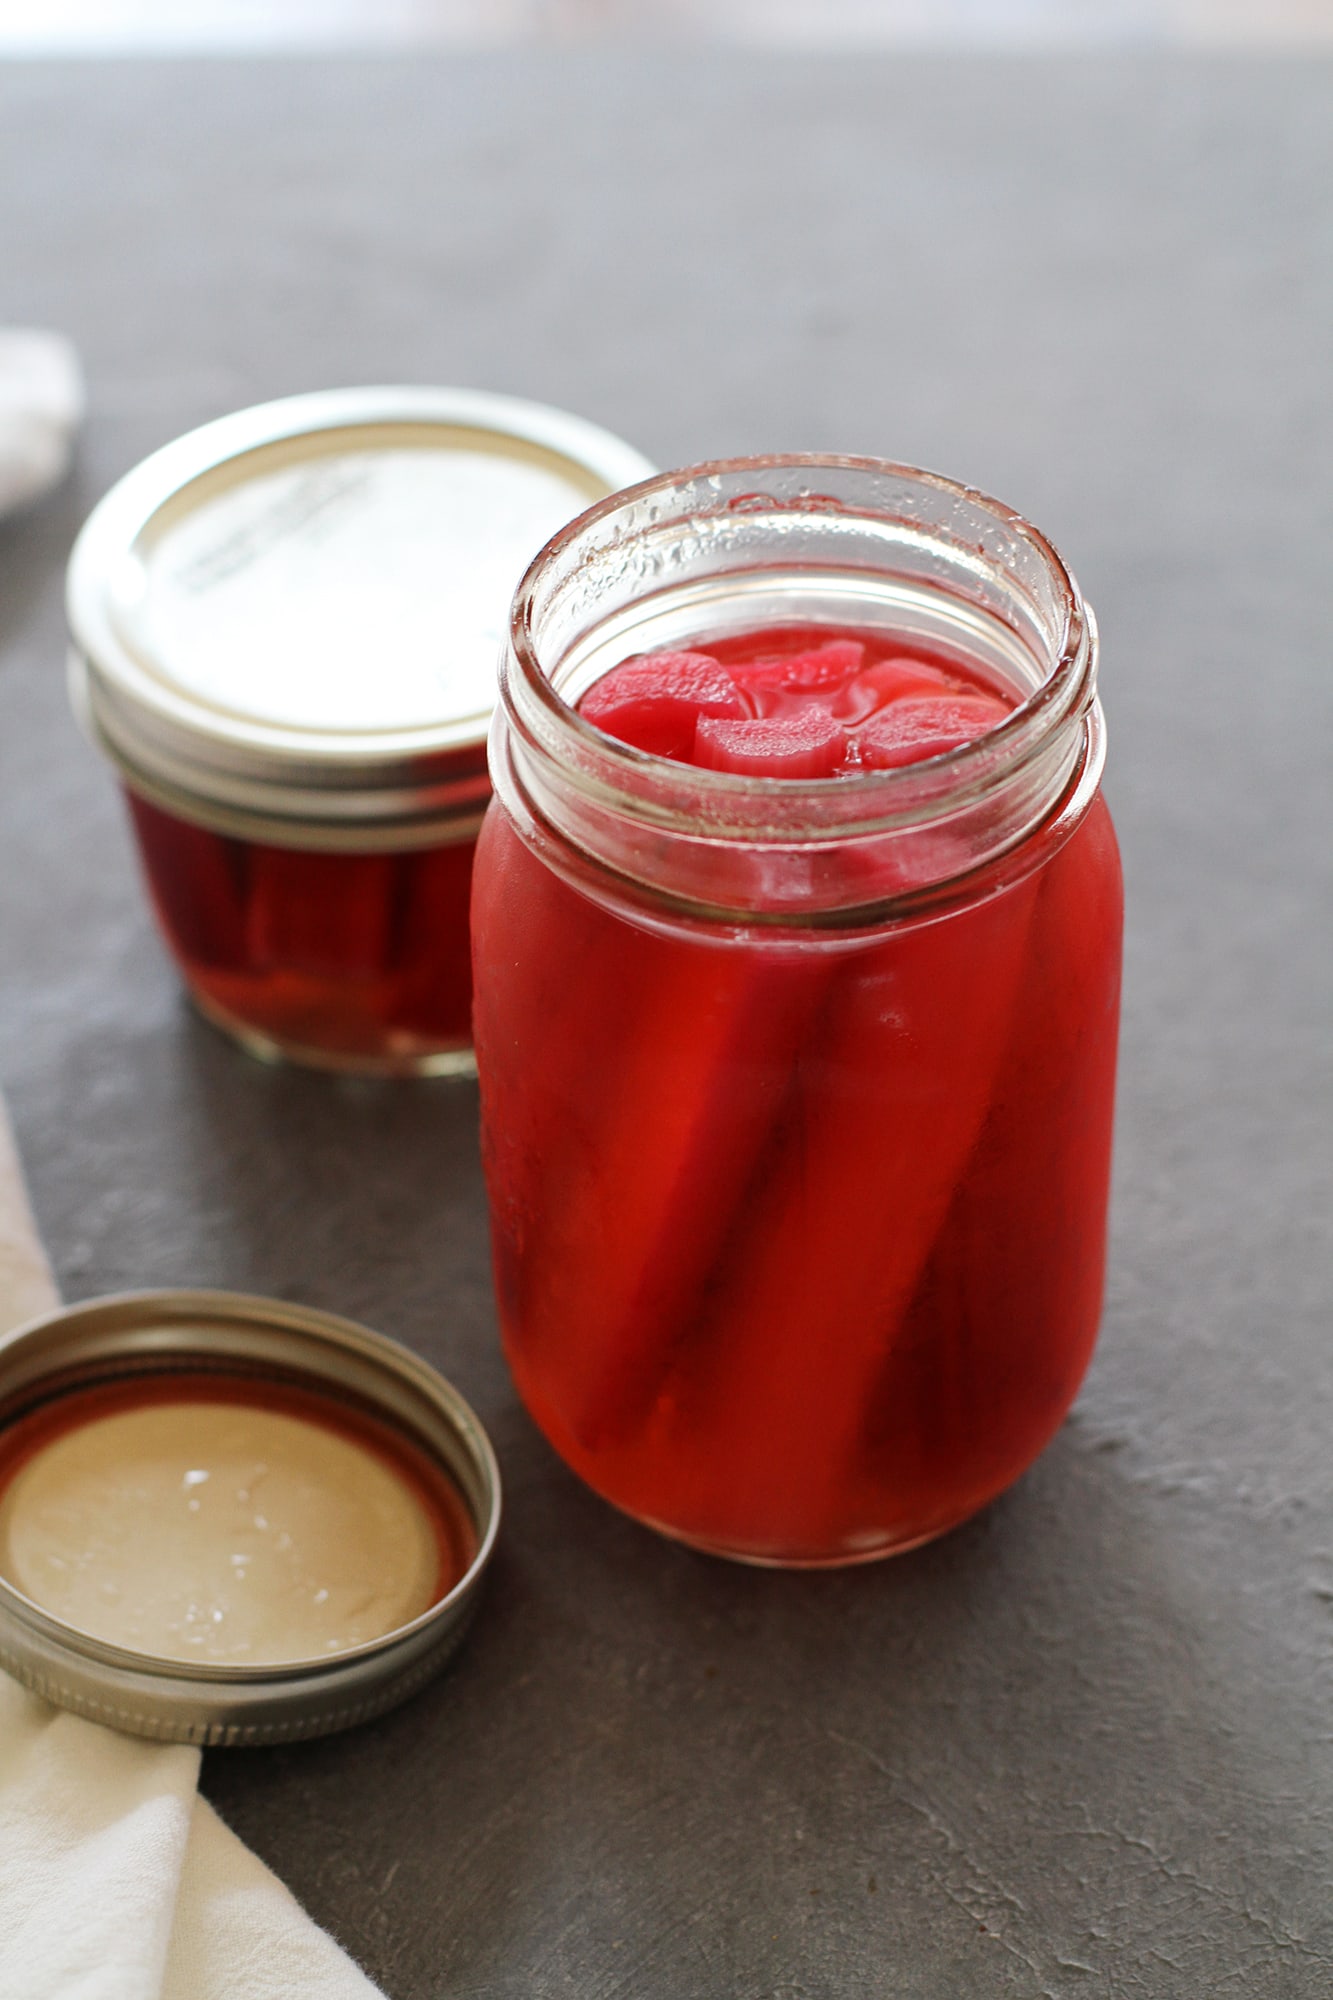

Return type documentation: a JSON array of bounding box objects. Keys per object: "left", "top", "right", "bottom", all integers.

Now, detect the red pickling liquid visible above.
[
  {"left": 473, "top": 626, "right": 1122, "bottom": 1563},
  {"left": 127, "top": 789, "right": 478, "bottom": 1070}
]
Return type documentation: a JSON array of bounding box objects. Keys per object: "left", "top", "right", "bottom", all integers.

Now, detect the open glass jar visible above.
[
  {"left": 67, "top": 388, "right": 652, "bottom": 1074},
  {"left": 473, "top": 456, "right": 1123, "bottom": 1566}
]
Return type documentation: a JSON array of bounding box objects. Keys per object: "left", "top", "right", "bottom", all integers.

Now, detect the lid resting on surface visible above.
[
  {"left": 67, "top": 388, "right": 654, "bottom": 845},
  {"left": 0, "top": 1289, "right": 502, "bottom": 1745}
]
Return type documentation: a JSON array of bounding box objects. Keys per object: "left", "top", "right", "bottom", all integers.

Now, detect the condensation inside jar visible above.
[{"left": 0, "top": 1375, "right": 478, "bottom": 1666}]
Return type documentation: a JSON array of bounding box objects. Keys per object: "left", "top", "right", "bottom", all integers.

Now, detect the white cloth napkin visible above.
[
  {"left": 0, "top": 1098, "right": 387, "bottom": 2000},
  {"left": 0, "top": 331, "right": 83, "bottom": 520}
]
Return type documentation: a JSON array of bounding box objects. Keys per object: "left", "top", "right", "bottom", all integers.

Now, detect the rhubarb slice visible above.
[
  {"left": 855, "top": 691, "right": 1010, "bottom": 769},
  {"left": 830, "top": 656, "right": 953, "bottom": 725},
  {"left": 580, "top": 652, "right": 748, "bottom": 759},
  {"left": 694, "top": 710, "right": 847, "bottom": 779},
  {"left": 728, "top": 638, "right": 865, "bottom": 693}
]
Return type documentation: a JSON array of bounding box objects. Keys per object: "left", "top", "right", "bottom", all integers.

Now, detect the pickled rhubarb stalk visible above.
[
  {"left": 246, "top": 850, "right": 395, "bottom": 974},
  {"left": 127, "top": 795, "right": 248, "bottom": 966},
  {"left": 859, "top": 797, "right": 1122, "bottom": 1529},
  {"left": 486, "top": 861, "right": 829, "bottom": 1453},
  {"left": 671, "top": 872, "right": 1041, "bottom": 1554},
  {"left": 130, "top": 791, "right": 478, "bottom": 1063},
  {"left": 472, "top": 808, "right": 680, "bottom": 1331}
]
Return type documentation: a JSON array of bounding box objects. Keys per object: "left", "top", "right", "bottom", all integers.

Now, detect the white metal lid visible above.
[{"left": 67, "top": 387, "right": 654, "bottom": 846}]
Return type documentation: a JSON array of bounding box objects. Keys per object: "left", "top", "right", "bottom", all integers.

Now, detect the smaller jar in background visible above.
[{"left": 67, "top": 388, "right": 652, "bottom": 1075}]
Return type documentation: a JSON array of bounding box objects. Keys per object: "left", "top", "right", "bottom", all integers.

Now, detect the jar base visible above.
[
  {"left": 607, "top": 1498, "right": 974, "bottom": 1569},
  {"left": 189, "top": 990, "right": 477, "bottom": 1080},
  {"left": 507, "top": 1352, "right": 996, "bottom": 1568}
]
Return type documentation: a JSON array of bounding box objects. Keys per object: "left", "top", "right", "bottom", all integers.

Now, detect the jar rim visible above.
[{"left": 505, "top": 452, "right": 1096, "bottom": 845}]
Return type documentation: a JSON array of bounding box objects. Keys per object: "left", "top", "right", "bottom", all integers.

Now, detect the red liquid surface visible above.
[
  {"left": 473, "top": 627, "right": 1122, "bottom": 1563},
  {"left": 128, "top": 789, "right": 479, "bottom": 1070},
  {"left": 578, "top": 628, "right": 1013, "bottom": 774}
]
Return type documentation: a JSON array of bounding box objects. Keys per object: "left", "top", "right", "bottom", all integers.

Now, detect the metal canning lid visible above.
[
  {"left": 67, "top": 387, "right": 654, "bottom": 850},
  {"left": 0, "top": 1290, "right": 501, "bottom": 1745}
]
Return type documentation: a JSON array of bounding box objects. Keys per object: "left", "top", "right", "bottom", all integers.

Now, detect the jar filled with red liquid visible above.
[
  {"left": 67, "top": 389, "right": 652, "bottom": 1074},
  {"left": 473, "top": 457, "right": 1122, "bottom": 1565}
]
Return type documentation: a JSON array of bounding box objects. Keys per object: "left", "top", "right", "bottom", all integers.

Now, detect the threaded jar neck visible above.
[{"left": 497, "top": 456, "right": 1101, "bottom": 925}]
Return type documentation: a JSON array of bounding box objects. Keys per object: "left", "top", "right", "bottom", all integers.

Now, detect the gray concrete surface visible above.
[{"left": 0, "top": 53, "right": 1329, "bottom": 1998}]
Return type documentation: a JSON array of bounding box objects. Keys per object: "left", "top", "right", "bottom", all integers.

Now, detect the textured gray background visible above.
[{"left": 1, "top": 53, "right": 1330, "bottom": 1998}]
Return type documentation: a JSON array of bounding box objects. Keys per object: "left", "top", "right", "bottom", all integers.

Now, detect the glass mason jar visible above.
[
  {"left": 66, "top": 388, "right": 652, "bottom": 1076},
  {"left": 473, "top": 457, "right": 1123, "bottom": 1566}
]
